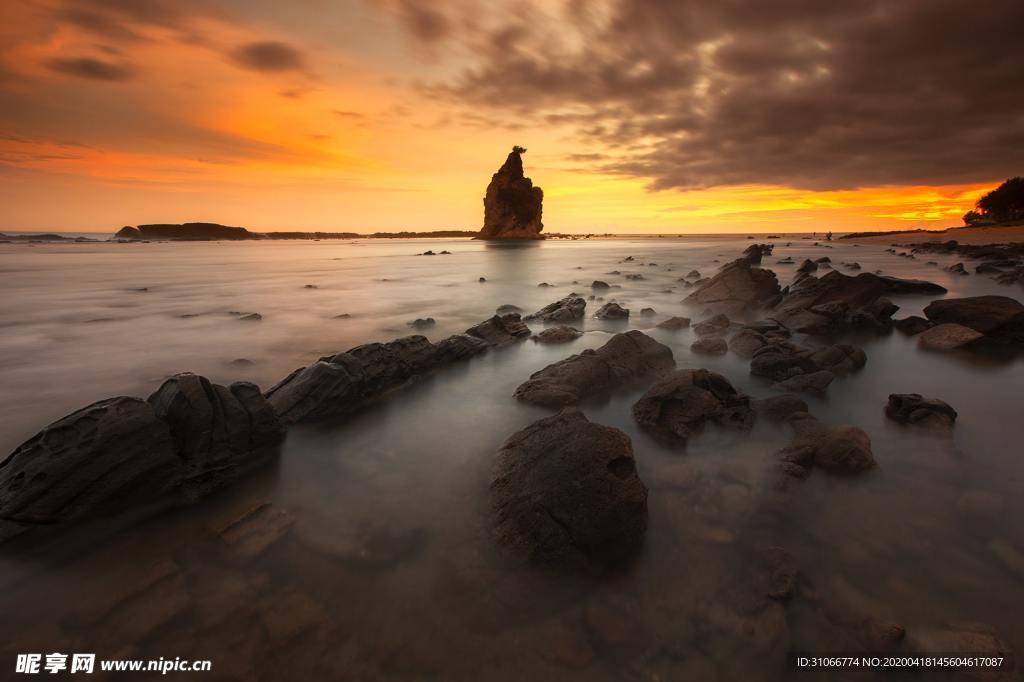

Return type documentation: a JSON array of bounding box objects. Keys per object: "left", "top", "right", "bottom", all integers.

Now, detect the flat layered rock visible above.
[
  {"left": 533, "top": 326, "right": 583, "bottom": 344},
  {"left": 524, "top": 295, "right": 586, "bottom": 323},
  {"left": 684, "top": 258, "right": 781, "bottom": 314},
  {"left": 918, "top": 323, "right": 984, "bottom": 351},
  {"left": 218, "top": 502, "right": 295, "bottom": 561},
  {"left": 491, "top": 409, "right": 648, "bottom": 569},
  {"left": 885, "top": 393, "right": 957, "bottom": 431},
  {"left": 923, "top": 295, "right": 1024, "bottom": 346},
  {"left": 656, "top": 316, "right": 690, "bottom": 330},
  {"left": 515, "top": 331, "right": 674, "bottom": 407}
]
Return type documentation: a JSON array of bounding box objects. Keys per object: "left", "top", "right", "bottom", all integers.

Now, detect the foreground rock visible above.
[
  {"left": 893, "top": 315, "right": 932, "bottom": 335},
  {"left": 476, "top": 146, "right": 544, "bottom": 240},
  {"left": 524, "top": 294, "right": 586, "bottom": 323},
  {"left": 0, "top": 373, "right": 284, "bottom": 534},
  {"left": 750, "top": 342, "right": 866, "bottom": 394},
  {"left": 515, "top": 331, "right": 674, "bottom": 407},
  {"left": 923, "top": 295, "right": 1024, "bottom": 347},
  {"left": 777, "top": 414, "right": 876, "bottom": 478},
  {"left": 683, "top": 258, "right": 781, "bottom": 315},
  {"left": 491, "top": 409, "right": 648, "bottom": 569},
  {"left": 691, "top": 337, "right": 728, "bottom": 355},
  {"left": 149, "top": 374, "right": 284, "bottom": 498},
  {"left": 632, "top": 369, "right": 753, "bottom": 444},
  {"left": 918, "top": 323, "right": 984, "bottom": 351},
  {"left": 0, "top": 397, "right": 181, "bottom": 526},
  {"left": 594, "top": 302, "right": 629, "bottom": 320},
  {"left": 885, "top": 394, "right": 957, "bottom": 431},
  {"left": 465, "top": 313, "right": 532, "bottom": 346},
  {"left": 728, "top": 320, "right": 792, "bottom": 357}
]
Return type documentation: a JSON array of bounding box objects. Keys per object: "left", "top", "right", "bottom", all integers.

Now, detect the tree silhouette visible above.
[
  {"left": 512, "top": 145, "right": 527, "bottom": 154},
  {"left": 968, "top": 177, "right": 1024, "bottom": 224}
]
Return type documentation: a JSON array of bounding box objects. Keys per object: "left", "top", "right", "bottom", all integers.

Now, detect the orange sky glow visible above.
[{"left": 0, "top": 1, "right": 1006, "bottom": 234}]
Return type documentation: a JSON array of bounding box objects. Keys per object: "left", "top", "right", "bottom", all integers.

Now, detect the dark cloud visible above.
[
  {"left": 400, "top": 0, "right": 1024, "bottom": 191},
  {"left": 373, "top": 0, "right": 452, "bottom": 42},
  {"left": 46, "top": 57, "right": 137, "bottom": 81},
  {"left": 230, "top": 41, "right": 306, "bottom": 72}
]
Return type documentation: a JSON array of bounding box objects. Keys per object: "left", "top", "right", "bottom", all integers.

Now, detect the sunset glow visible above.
[{"left": 1, "top": 0, "right": 1018, "bottom": 233}]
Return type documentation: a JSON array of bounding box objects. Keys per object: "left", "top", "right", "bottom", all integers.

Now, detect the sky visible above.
[{"left": 1, "top": 0, "right": 1022, "bottom": 235}]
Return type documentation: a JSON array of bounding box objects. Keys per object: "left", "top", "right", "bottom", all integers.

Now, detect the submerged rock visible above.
[
  {"left": 594, "top": 302, "right": 629, "bottom": 320},
  {"left": 465, "top": 313, "right": 532, "bottom": 346},
  {"left": 533, "top": 326, "right": 583, "bottom": 344},
  {"left": 524, "top": 294, "right": 586, "bottom": 323},
  {"left": 691, "top": 337, "right": 728, "bottom": 355},
  {"left": 514, "top": 331, "right": 674, "bottom": 407},
  {"left": 885, "top": 393, "right": 957, "bottom": 431},
  {"left": 918, "top": 323, "right": 984, "bottom": 351},
  {"left": 476, "top": 146, "right": 544, "bottom": 240},
  {"left": 491, "top": 409, "right": 648, "bottom": 569},
  {"left": 632, "top": 369, "right": 753, "bottom": 443},
  {"left": 751, "top": 394, "right": 808, "bottom": 421},
  {"left": 893, "top": 315, "right": 932, "bottom": 336},
  {"left": 656, "top": 316, "right": 690, "bottom": 330},
  {"left": 693, "top": 313, "right": 731, "bottom": 336},
  {"left": 777, "top": 415, "right": 876, "bottom": 478},
  {"left": 217, "top": 502, "right": 294, "bottom": 561}
]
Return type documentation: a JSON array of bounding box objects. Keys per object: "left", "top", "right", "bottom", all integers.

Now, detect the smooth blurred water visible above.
[{"left": 0, "top": 236, "right": 1022, "bottom": 680}]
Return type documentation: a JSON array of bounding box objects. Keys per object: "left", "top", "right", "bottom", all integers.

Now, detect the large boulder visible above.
[
  {"left": 684, "top": 258, "right": 781, "bottom": 315},
  {"left": 632, "top": 369, "right": 753, "bottom": 443},
  {"left": 148, "top": 374, "right": 284, "bottom": 497},
  {"left": 923, "top": 295, "right": 1024, "bottom": 346},
  {"left": 885, "top": 393, "right": 957, "bottom": 431},
  {"left": 0, "top": 397, "right": 182, "bottom": 526},
  {"left": 476, "top": 147, "right": 544, "bottom": 240},
  {"left": 524, "top": 295, "right": 586, "bottom": 323},
  {"left": 514, "top": 331, "right": 675, "bottom": 407},
  {"left": 491, "top": 409, "right": 648, "bottom": 568}
]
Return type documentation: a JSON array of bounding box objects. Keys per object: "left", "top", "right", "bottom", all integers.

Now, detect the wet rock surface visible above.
[
  {"left": 515, "top": 331, "right": 675, "bottom": 407},
  {"left": 532, "top": 326, "right": 583, "bottom": 344},
  {"left": 923, "top": 295, "right": 1024, "bottom": 347},
  {"left": 684, "top": 258, "right": 781, "bottom": 315},
  {"left": 918, "top": 323, "right": 984, "bottom": 350},
  {"left": 632, "top": 369, "right": 753, "bottom": 444},
  {"left": 594, "top": 302, "right": 629, "bottom": 319},
  {"left": 885, "top": 393, "right": 957, "bottom": 431},
  {"left": 691, "top": 336, "right": 728, "bottom": 355},
  {"left": 491, "top": 409, "right": 648, "bottom": 569},
  {"left": 477, "top": 147, "right": 544, "bottom": 240},
  {"left": 777, "top": 414, "right": 876, "bottom": 478},
  {"left": 524, "top": 294, "right": 586, "bottom": 323}
]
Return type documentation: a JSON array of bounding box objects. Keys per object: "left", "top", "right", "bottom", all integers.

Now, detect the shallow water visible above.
[{"left": 1, "top": 236, "right": 1023, "bottom": 680}]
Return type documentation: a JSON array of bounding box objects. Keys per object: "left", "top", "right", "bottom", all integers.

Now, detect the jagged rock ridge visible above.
[{"left": 476, "top": 146, "right": 544, "bottom": 240}]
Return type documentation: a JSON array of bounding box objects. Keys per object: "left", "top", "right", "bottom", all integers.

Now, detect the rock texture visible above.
[
  {"left": 777, "top": 414, "right": 876, "bottom": 478},
  {"left": 476, "top": 147, "right": 544, "bottom": 240},
  {"left": 885, "top": 393, "right": 957, "bottom": 431},
  {"left": 923, "top": 295, "right": 1024, "bottom": 347},
  {"left": 514, "top": 331, "right": 675, "bottom": 407},
  {"left": 0, "top": 397, "right": 181, "bottom": 525},
  {"left": 524, "top": 295, "right": 586, "bottom": 323},
  {"left": 750, "top": 342, "right": 866, "bottom": 394},
  {"left": 533, "top": 326, "right": 583, "bottom": 344},
  {"left": 632, "top": 369, "right": 753, "bottom": 443},
  {"left": 148, "top": 374, "right": 284, "bottom": 498},
  {"left": 491, "top": 409, "right": 648, "bottom": 568},
  {"left": 684, "top": 258, "right": 781, "bottom": 315},
  {"left": 918, "top": 323, "right": 984, "bottom": 351},
  {"left": 594, "top": 302, "right": 629, "bottom": 320}
]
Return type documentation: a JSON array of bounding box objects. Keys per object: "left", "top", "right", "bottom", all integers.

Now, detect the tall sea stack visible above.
[{"left": 476, "top": 146, "right": 544, "bottom": 240}]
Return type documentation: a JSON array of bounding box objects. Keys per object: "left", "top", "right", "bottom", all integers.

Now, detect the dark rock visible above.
[
  {"left": 751, "top": 394, "right": 808, "bottom": 421},
  {"left": 684, "top": 258, "right": 781, "bottom": 315},
  {"left": 591, "top": 280, "right": 610, "bottom": 290},
  {"left": 148, "top": 374, "right": 284, "bottom": 497},
  {"left": 777, "top": 415, "right": 876, "bottom": 476},
  {"left": 918, "top": 323, "right": 984, "bottom": 350},
  {"left": 885, "top": 393, "right": 957, "bottom": 431},
  {"left": 524, "top": 294, "right": 586, "bottom": 323},
  {"left": 266, "top": 332, "right": 491, "bottom": 424},
  {"left": 751, "top": 342, "right": 865, "bottom": 383},
  {"left": 407, "top": 317, "right": 435, "bottom": 329},
  {"left": 693, "top": 313, "right": 731, "bottom": 336},
  {"left": 594, "top": 302, "right": 629, "bottom": 320},
  {"left": 538, "top": 282, "right": 552, "bottom": 287},
  {"left": 496, "top": 303, "right": 523, "bottom": 314},
  {"left": 466, "top": 313, "right": 532, "bottom": 346},
  {"left": 238, "top": 313, "right": 262, "bottom": 322},
  {"left": 893, "top": 315, "right": 932, "bottom": 335},
  {"left": 218, "top": 502, "right": 294, "bottom": 561},
  {"left": 533, "top": 326, "right": 583, "bottom": 344},
  {"left": 742, "top": 243, "right": 774, "bottom": 264},
  {"left": 303, "top": 284, "right": 318, "bottom": 289},
  {"left": 478, "top": 277, "right": 486, "bottom": 282},
  {"left": 686, "top": 270, "right": 701, "bottom": 279},
  {"left": 656, "top": 316, "right": 690, "bottom": 330},
  {"left": 229, "top": 358, "right": 255, "bottom": 366},
  {"left": 491, "top": 409, "right": 647, "bottom": 568},
  {"left": 477, "top": 147, "right": 544, "bottom": 240},
  {"left": 632, "top": 369, "right": 753, "bottom": 443},
  {"left": 923, "top": 295, "right": 1024, "bottom": 345},
  {"left": 639, "top": 307, "right": 656, "bottom": 317},
  {"left": 625, "top": 273, "right": 644, "bottom": 281},
  {"left": 772, "top": 370, "right": 834, "bottom": 395},
  {"left": 0, "top": 397, "right": 181, "bottom": 525},
  {"left": 728, "top": 321, "right": 791, "bottom": 357},
  {"left": 514, "top": 331, "right": 674, "bottom": 407},
  {"left": 946, "top": 262, "right": 969, "bottom": 276},
  {"left": 691, "top": 337, "right": 728, "bottom": 355}
]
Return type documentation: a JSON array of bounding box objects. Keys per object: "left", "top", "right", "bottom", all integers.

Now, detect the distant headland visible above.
[{"left": 113, "top": 223, "right": 478, "bottom": 241}]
